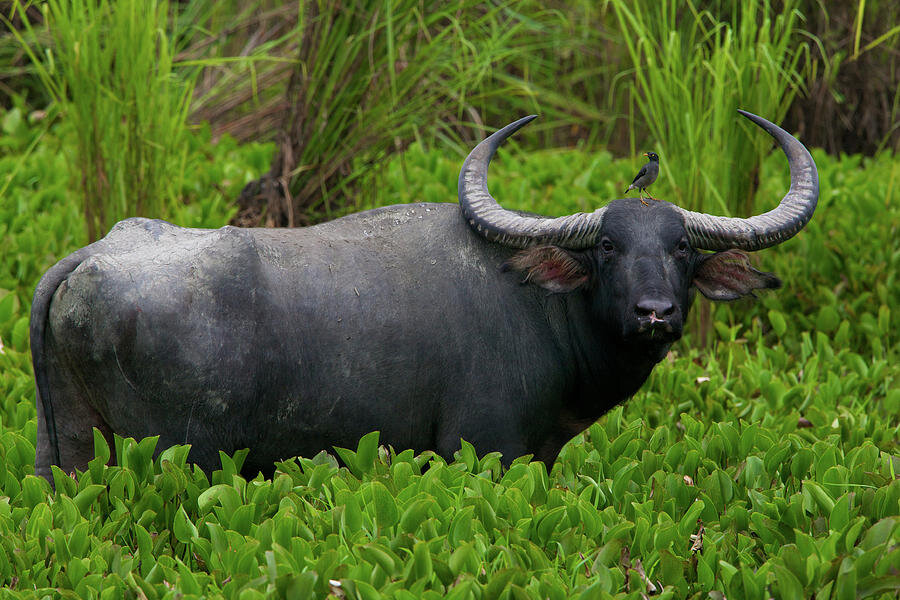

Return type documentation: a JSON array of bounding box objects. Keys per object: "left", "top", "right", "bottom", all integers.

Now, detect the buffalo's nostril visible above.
[{"left": 635, "top": 299, "right": 675, "bottom": 318}]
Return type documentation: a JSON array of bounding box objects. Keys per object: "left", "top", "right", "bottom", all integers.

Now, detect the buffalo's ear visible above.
[
  {"left": 694, "top": 249, "right": 781, "bottom": 301},
  {"left": 503, "top": 245, "right": 590, "bottom": 293}
]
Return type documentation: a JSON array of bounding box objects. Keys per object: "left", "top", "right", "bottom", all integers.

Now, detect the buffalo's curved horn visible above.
[
  {"left": 458, "top": 115, "right": 607, "bottom": 250},
  {"left": 676, "top": 110, "right": 819, "bottom": 251},
  {"left": 459, "top": 111, "right": 817, "bottom": 253}
]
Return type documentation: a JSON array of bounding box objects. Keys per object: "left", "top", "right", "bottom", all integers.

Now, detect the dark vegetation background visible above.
[
  {"left": 0, "top": 0, "right": 898, "bottom": 597},
  {"left": 2, "top": 0, "right": 898, "bottom": 233}
]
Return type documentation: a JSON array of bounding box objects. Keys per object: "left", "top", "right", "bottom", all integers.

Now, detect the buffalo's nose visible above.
[{"left": 635, "top": 298, "right": 675, "bottom": 319}]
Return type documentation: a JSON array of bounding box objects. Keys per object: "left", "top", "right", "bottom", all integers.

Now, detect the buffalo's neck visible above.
[{"left": 558, "top": 297, "right": 669, "bottom": 422}]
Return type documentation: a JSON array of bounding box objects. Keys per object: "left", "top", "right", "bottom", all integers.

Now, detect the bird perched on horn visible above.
[{"left": 625, "top": 152, "right": 659, "bottom": 205}]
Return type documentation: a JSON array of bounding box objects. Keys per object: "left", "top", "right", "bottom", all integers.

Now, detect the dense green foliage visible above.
[{"left": 1, "top": 111, "right": 898, "bottom": 597}]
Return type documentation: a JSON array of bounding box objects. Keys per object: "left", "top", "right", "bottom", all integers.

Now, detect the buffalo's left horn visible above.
[
  {"left": 457, "top": 115, "right": 607, "bottom": 250},
  {"left": 676, "top": 110, "right": 819, "bottom": 251}
]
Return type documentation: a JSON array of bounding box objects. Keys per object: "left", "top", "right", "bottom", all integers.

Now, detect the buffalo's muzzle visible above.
[{"left": 632, "top": 298, "right": 681, "bottom": 338}]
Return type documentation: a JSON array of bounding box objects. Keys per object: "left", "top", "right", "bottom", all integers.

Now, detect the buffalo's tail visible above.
[{"left": 30, "top": 246, "right": 97, "bottom": 469}]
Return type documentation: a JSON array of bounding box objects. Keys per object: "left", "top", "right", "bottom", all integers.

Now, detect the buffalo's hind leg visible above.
[{"left": 35, "top": 379, "right": 114, "bottom": 485}]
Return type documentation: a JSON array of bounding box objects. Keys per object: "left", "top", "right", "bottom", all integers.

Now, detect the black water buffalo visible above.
[{"left": 31, "top": 111, "right": 817, "bottom": 480}]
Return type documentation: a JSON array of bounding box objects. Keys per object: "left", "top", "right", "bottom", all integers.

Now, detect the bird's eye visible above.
[{"left": 600, "top": 238, "right": 615, "bottom": 253}]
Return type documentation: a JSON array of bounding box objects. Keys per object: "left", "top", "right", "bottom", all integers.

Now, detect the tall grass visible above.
[
  {"left": 611, "top": 0, "right": 810, "bottom": 217},
  {"left": 238, "top": 0, "right": 539, "bottom": 227},
  {"left": 8, "top": 0, "right": 196, "bottom": 241}
]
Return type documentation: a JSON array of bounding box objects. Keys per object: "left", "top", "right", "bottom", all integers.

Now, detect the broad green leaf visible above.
[
  {"left": 678, "top": 500, "right": 705, "bottom": 537},
  {"left": 176, "top": 558, "right": 202, "bottom": 594},
  {"left": 834, "top": 557, "right": 857, "bottom": 600},
  {"left": 173, "top": 504, "right": 198, "bottom": 544},
  {"left": 356, "top": 431, "right": 380, "bottom": 475},
  {"left": 72, "top": 484, "right": 105, "bottom": 515},
  {"left": 93, "top": 427, "right": 110, "bottom": 464},
  {"left": 768, "top": 310, "right": 787, "bottom": 337},
  {"left": 771, "top": 564, "right": 804, "bottom": 600},
  {"left": 198, "top": 484, "right": 238, "bottom": 513},
  {"left": 803, "top": 480, "right": 835, "bottom": 515},
  {"left": 399, "top": 498, "right": 434, "bottom": 534},
  {"left": 815, "top": 305, "right": 840, "bottom": 332},
  {"left": 860, "top": 518, "right": 898, "bottom": 551},
  {"left": 410, "top": 541, "right": 433, "bottom": 582},
  {"left": 229, "top": 503, "right": 256, "bottom": 536},
  {"left": 364, "top": 481, "right": 398, "bottom": 530},
  {"left": 21, "top": 474, "right": 47, "bottom": 509},
  {"left": 829, "top": 493, "right": 851, "bottom": 532},
  {"left": 11, "top": 316, "right": 28, "bottom": 349},
  {"left": 449, "top": 506, "right": 475, "bottom": 546},
  {"left": 358, "top": 542, "right": 397, "bottom": 576}
]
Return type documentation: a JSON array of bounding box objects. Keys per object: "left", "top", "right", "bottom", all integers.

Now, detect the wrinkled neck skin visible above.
[{"left": 544, "top": 286, "right": 678, "bottom": 424}]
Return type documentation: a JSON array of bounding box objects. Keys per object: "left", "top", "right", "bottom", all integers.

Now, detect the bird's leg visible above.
[{"left": 639, "top": 189, "right": 649, "bottom": 206}]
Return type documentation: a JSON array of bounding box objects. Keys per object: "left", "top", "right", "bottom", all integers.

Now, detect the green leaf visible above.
[
  {"left": 0, "top": 293, "right": 18, "bottom": 326},
  {"left": 339, "top": 491, "right": 363, "bottom": 535},
  {"left": 197, "top": 484, "right": 237, "bottom": 513},
  {"left": 802, "top": 480, "right": 834, "bottom": 515},
  {"left": 67, "top": 558, "right": 90, "bottom": 587},
  {"left": 535, "top": 506, "right": 567, "bottom": 545},
  {"left": 72, "top": 484, "right": 105, "bottom": 515},
  {"left": 173, "top": 504, "right": 198, "bottom": 544},
  {"left": 333, "top": 446, "right": 358, "bottom": 476},
  {"left": 768, "top": 310, "right": 787, "bottom": 337},
  {"left": 449, "top": 542, "right": 476, "bottom": 576},
  {"left": 790, "top": 448, "right": 814, "bottom": 480},
  {"left": 677, "top": 500, "right": 705, "bottom": 537},
  {"left": 88, "top": 428, "right": 109, "bottom": 484},
  {"left": 21, "top": 474, "right": 48, "bottom": 509},
  {"left": 449, "top": 506, "right": 475, "bottom": 546},
  {"left": 829, "top": 493, "right": 851, "bottom": 532},
  {"left": 280, "top": 571, "right": 317, "bottom": 598},
  {"left": 11, "top": 316, "right": 28, "bottom": 349},
  {"left": 771, "top": 564, "right": 804, "bottom": 600},
  {"left": 358, "top": 542, "right": 397, "bottom": 576},
  {"left": 176, "top": 558, "right": 201, "bottom": 594},
  {"left": 484, "top": 568, "right": 521, "bottom": 600},
  {"left": 860, "top": 517, "right": 898, "bottom": 551},
  {"left": 834, "top": 557, "right": 857, "bottom": 600},
  {"left": 93, "top": 427, "right": 110, "bottom": 464},
  {"left": 365, "top": 481, "right": 398, "bottom": 530},
  {"left": 701, "top": 469, "right": 732, "bottom": 510},
  {"left": 356, "top": 431, "right": 380, "bottom": 476},
  {"left": 399, "top": 499, "right": 434, "bottom": 534},
  {"left": 456, "top": 439, "right": 478, "bottom": 472},
  {"left": 349, "top": 580, "right": 382, "bottom": 600},
  {"left": 229, "top": 503, "right": 255, "bottom": 536},
  {"left": 815, "top": 305, "right": 840, "bottom": 332},
  {"left": 411, "top": 541, "right": 433, "bottom": 582}
]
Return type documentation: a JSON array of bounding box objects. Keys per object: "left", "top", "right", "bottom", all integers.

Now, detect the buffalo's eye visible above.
[
  {"left": 600, "top": 238, "right": 615, "bottom": 254},
  {"left": 675, "top": 239, "right": 689, "bottom": 255}
]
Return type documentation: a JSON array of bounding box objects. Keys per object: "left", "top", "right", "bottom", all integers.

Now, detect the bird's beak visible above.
[{"left": 643, "top": 152, "right": 649, "bottom": 157}]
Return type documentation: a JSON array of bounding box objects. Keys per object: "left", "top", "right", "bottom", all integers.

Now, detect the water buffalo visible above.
[{"left": 31, "top": 111, "right": 817, "bottom": 480}]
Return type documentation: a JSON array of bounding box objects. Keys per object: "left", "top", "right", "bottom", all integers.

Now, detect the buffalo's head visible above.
[{"left": 459, "top": 112, "right": 817, "bottom": 355}]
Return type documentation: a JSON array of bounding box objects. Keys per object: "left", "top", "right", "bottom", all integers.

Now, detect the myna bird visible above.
[{"left": 625, "top": 152, "right": 659, "bottom": 205}]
